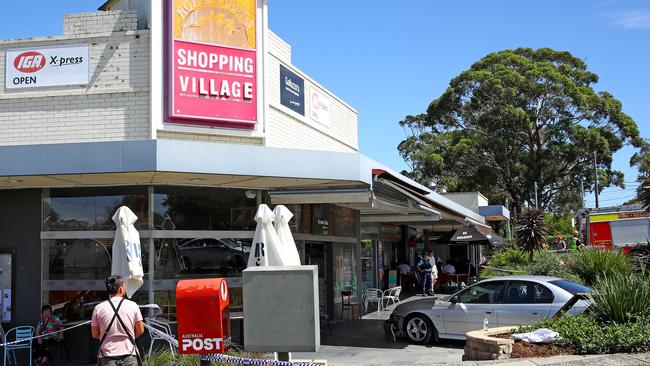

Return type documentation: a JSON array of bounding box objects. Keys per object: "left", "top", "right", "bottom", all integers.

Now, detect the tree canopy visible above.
[{"left": 399, "top": 48, "right": 645, "bottom": 214}]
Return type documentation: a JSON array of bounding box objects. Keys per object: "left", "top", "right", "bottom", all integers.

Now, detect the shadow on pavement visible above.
[{"left": 321, "top": 318, "right": 464, "bottom": 351}]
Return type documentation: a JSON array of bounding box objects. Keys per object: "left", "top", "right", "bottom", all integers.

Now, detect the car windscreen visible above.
[{"left": 549, "top": 280, "right": 591, "bottom": 294}]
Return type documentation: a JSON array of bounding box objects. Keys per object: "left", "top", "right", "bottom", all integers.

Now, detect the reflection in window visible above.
[
  {"left": 43, "top": 187, "right": 148, "bottom": 231},
  {"left": 150, "top": 237, "right": 251, "bottom": 279},
  {"left": 45, "top": 238, "right": 150, "bottom": 280},
  {"left": 154, "top": 187, "right": 257, "bottom": 230},
  {"left": 334, "top": 243, "right": 358, "bottom": 300}
]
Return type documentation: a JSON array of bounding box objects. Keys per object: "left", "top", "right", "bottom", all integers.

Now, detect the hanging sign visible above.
[{"left": 166, "top": 0, "right": 258, "bottom": 128}]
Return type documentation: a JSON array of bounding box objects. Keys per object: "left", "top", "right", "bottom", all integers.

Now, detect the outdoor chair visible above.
[
  {"left": 382, "top": 286, "right": 402, "bottom": 309},
  {"left": 3, "top": 326, "right": 34, "bottom": 366},
  {"left": 145, "top": 318, "right": 175, "bottom": 357},
  {"left": 362, "top": 288, "right": 383, "bottom": 313},
  {"left": 340, "top": 290, "right": 361, "bottom": 321}
]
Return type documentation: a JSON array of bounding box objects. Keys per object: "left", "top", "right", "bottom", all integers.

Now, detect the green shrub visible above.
[
  {"left": 515, "top": 315, "right": 650, "bottom": 354},
  {"left": 479, "top": 247, "right": 529, "bottom": 278},
  {"left": 589, "top": 269, "right": 650, "bottom": 323},
  {"left": 527, "top": 250, "right": 582, "bottom": 283},
  {"left": 566, "top": 248, "right": 633, "bottom": 286}
]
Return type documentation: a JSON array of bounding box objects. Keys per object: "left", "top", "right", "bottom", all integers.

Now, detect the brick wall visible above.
[
  {"left": 0, "top": 11, "right": 150, "bottom": 145},
  {"left": 63, "top": 10, "right": 138, "bottom": 36},
  {"left": 264, "top": 37, "right": 359, "bottom": 152}
]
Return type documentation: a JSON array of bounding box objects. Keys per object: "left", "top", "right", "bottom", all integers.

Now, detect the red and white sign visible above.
[
  {"left": 170, "top": 40, "right": 257, "bottom": 126},
  {"left": 5, "top": 45, "right": 90, "bottom": 89},
  {"left": 166, "top": 0, "right": 259, "bottom": 129}
]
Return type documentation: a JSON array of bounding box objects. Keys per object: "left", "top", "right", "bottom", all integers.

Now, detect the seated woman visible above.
[{"left": 34, "top": 304, "right": 63, "bottom": 366}]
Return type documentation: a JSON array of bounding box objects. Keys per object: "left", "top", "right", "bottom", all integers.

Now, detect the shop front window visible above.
[
  {"left": 153, "top": 187, "right": 257, "bottom": 230},
  {"left": 333, "top": 243, "right": 358, "bottom": 301},
  {"left": 155, "top": 237, "right": 250, "bottom": 279},
  {"left": 43, "top": 187, "right": 148, "bottom": 231}
]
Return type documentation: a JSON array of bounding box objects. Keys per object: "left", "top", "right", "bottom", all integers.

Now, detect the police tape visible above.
[
  {"left": 201, "top": 353, "right": 323, "bottom": 366},
  {"left": 0, "top": 320, "right": 91, "bottom": 347},
  {"left": 142, "top": 321, "right": 178, "bottom": 347},
  {"left": 143, "top": 322, "right": 322, "bottom": 366}
]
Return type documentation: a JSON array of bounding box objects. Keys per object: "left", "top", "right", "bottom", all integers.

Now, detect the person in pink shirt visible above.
[{"left": 91, "top": 275, "right": 144, "bottom": 366}]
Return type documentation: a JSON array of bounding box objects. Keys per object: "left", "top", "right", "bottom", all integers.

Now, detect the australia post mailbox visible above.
[{"left": 176, "top": 278, "right": 231, "bottom": 354}]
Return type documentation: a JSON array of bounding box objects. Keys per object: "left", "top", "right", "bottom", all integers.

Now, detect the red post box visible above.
[{"left": 176, "top": 278, "right": 231, "bottom": 354}]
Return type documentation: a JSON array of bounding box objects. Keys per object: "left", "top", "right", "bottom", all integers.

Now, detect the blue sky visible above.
[{"left": 1, "top": 1, "right": 648, "bottom": 208}]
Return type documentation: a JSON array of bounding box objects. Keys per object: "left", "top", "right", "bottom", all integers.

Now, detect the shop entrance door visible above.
[{"left": 305, "top": 242, "right": 329, "bottom": 318}]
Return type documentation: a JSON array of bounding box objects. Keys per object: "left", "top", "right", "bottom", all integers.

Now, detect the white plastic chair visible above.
[
  {"left": 382, "top": 286, "right": 402, "bottom": 309},
  {"left": 146, "top": 318, "right": 175, "bottom": 357},
  {"left": 362, "top": 288, "right": 383, "bottom": 312}
]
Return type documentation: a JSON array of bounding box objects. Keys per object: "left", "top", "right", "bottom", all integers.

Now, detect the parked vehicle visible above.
[
  {"left": 577, "top": 204, "right": 650, "bottom": 253},
  {"left": 384, "top": 276, "right": 590, "bottom": 344}
]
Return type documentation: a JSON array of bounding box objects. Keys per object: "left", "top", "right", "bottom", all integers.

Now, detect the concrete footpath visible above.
[{"left": 292, "top": 318, "right": 650, "bottom": 366}]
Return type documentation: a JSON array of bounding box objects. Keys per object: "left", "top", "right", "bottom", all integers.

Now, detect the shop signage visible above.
[
  {"left": 166, "top": 0, "right": 258, "bottom": 128},
  {"left": 308, "top": 86, "right": 330, "bottom": 126},
  {"left": 5, "top": 45, "right": 89, "bottom": 89},
  {"left": 280, "top": 65, "right": 304, "bottom": 115}
]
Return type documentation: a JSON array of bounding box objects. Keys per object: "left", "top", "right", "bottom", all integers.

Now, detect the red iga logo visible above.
[
  {"left": 14, "top": 51, "right": 46, "bottom": 73},
  {"left": 181, "top": 337, "right": 223, "bottom": 352}
]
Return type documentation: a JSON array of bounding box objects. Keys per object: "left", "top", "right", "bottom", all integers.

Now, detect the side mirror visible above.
[{"left": 449, "top": 296, "right": 457, "bottom": 304}]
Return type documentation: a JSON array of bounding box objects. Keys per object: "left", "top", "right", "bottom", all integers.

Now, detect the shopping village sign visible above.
[{"left": 166, "top": 0, "right": 260, "bottom": 129}]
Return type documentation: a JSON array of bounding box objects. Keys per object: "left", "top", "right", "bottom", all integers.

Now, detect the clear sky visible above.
[{"left": 1, "top": 1, "right": 648, "bottom": 208}]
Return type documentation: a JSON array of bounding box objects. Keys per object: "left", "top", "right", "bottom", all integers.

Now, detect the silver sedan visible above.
[{"left": 384, "top": 275, "right": 590, "bottom": 344}]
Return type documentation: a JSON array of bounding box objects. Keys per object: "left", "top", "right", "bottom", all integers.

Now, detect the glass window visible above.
[
  {"left": 312, "top": 204, "right": 330, "bottom": 235},
  {"left": 44, "top": 238, "right": 151, "bottom": 280},
  {"left": 43, "top": 187, "right": 148, "bottom": 231},
  {"left": 334, "top": 206, "right": 356, "bottom": 237},
  {"left": 334, "top": 243, "right": 358, "bottom": 300},
  {"left": 154, "top": 187, "right": 257, "bottom": 230},
  {"left": 457, "top": 281, "right": 505, "bottom": 304},
  {"left": 535, "top": 283, "right": 554, "bottom": 304},
  {"left": 503, "top": 281, "right": 554, "bottom": 304},
  {"left": 150, "top": 237, "right": 251, "bottom": 279},
  {"left": 549, "top": 280, "right": 592, "bottom": 295}
]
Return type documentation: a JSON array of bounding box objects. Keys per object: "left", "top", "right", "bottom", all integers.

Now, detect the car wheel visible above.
[{"left": 404, "top": 314, "right": 435, "bottom": 344}]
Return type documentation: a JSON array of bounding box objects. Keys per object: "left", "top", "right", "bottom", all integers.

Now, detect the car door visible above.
[
  {"left": 497, "top": 281, "right": 554, "bottom": 327},
  {"left": 442, "top": 280, "right": 505, "bottom": 336}
]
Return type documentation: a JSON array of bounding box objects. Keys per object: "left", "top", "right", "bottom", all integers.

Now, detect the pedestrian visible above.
[
  {"left": 555, "top": 236, "right": 567, "bottom": 251},
  {"left": 417, "top": 253, "right": 434, "bottom": 296},
  {"left": 570, "top": 231, "right": 581, "bottom": 251},
  {"left": 91, "top": 275, "right": 144, "bottom": 366},
  {"left": 428, "top": 253, "right": 438, "bottom": 294},
  {"left": 34, "top": 304, "right": 63, "bottom": 366},
  {"left": 398, "top": 260, "right": 412, "bottom": 290},
  {"left": 442, "top": 259, "right": 457, "bottom": 274}
]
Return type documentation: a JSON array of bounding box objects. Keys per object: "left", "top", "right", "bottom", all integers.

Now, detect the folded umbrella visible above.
[
  {"left": 247, "top": 204, "right": 286, "bottom": 267},
  {"left": 111, "top": 206, "right": 144, "bottom": 298},
  {"left": 273, "top": 205, "right": 301, "bottom": 266}
]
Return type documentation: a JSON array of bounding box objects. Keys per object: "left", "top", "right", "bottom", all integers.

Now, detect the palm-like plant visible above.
[{"left": 515, "top": 209, "right": 549, "bottom": 261}]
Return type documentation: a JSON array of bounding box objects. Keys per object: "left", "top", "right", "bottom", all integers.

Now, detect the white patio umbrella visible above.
[
  {"left": 273, "top": 205, "right": 301, "bottom": 266},
  {"left": 111, "top": 206, "right": 144, "bottom": 298},
  {"left": 247, "top": 204, "right": 286, "bottom": 267}
]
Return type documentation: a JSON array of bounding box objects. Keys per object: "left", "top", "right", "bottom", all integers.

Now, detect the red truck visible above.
[{"left": 578, "top": 204, "right": 649, "bottom": 254}]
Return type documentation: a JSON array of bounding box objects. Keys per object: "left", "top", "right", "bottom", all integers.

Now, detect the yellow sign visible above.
[{"left": 173, "top": 0, "right": 256, "bottom": 49}]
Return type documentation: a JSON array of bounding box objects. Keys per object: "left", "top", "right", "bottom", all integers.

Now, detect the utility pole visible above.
[
  {"left": 505, "top": 198, "right": 512, "bottom": 239},
  {"left": 593, "top": 151, "right": 599, "bottom": 208},
  {"left": 579, "top": 180, "right": 585, "bottom": 209},
  {"left": 534, "top": 181, "right": 539, "bottom": 209}
]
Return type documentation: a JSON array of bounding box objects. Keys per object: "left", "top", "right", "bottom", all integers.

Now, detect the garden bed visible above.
[{"left": 493, "top": 333, "right": 576, "bottom": 358}]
